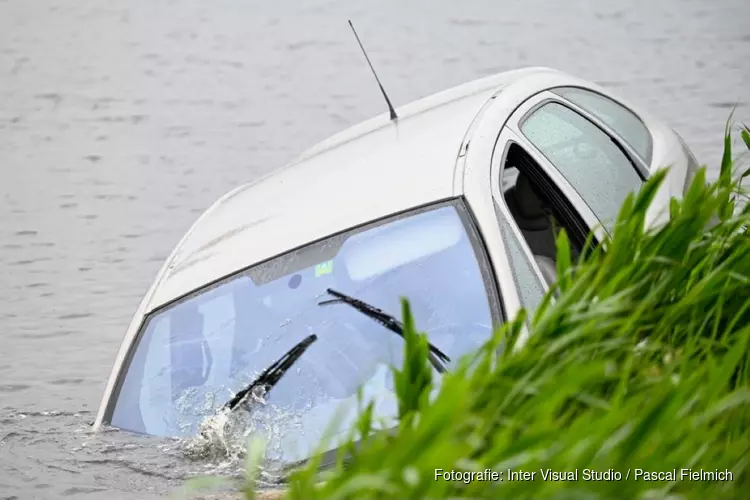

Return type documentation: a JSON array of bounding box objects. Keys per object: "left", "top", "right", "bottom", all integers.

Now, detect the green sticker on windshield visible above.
[{"left": 315, "top": 260, "right": 334, "bottom": 277}]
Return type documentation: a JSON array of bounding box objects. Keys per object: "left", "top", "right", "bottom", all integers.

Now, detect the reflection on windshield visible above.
[{"left": 109, "top": 202, "right": 496, "bottom": 463}]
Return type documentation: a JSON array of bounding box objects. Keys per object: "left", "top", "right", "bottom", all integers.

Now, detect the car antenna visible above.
[{"left": 348, "top": 20, "right": 398, "bottom": 121}]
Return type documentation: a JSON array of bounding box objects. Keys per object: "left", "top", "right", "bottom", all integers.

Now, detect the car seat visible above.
[
  {"left": 169, "top": 307, "right": 212, "bottom": 402},
  {"left": 230, "top": 276, "right": 295, "bottom": 379},
  {"left": 504, "top": 172, "right": 558, "bottom": 261}
]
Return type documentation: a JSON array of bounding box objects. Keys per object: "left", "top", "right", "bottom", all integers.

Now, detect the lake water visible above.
[{"left": 1, "top": 0, "right": 748, "bottom": 497}]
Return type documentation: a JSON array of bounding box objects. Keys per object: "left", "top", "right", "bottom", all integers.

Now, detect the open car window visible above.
[
  {"left": 107, "top": 200, "right": 499, "bottom": 463},
  {"left": 520, "top": 102, "right": 643, "bottom": 233}
]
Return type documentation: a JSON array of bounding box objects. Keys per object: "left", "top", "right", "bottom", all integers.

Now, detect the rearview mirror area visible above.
[{"left": 343, "top": 207, "right": 464, "bottom": 282}]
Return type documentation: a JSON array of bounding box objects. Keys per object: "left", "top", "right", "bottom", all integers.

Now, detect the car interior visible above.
[{"left": 501, "top": 144, "right": 586, "bottom": 286}]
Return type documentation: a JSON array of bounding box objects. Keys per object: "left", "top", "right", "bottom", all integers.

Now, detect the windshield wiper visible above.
[
  {"left": 222, "top": 333, "right": 318, "bottom": 412},
  {"left": 318, "top": 288, "right": 450, "bottom": 373}
]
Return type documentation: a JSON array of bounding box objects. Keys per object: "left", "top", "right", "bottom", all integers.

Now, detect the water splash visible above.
[{"left": 180, "top": 385, "right": 310, "bottom": 484}]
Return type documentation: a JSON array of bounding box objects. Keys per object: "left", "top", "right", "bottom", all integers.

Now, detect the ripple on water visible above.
[
  {"left": 0, "top": 384, "right": 31, "bottom": 394},
  {"left": 24, "top": 330, "right": 74, "bottom": 339},
  {"left": 57, "top": 312, "right": 92, "bottom": 320},
  {"left": 9, "top": 259, "right": 35, "bottom": 266},
  {"left": 49, "top": 378, "right": 86, "bottom": 386},
  {"left": 708, "top": 101, "right": 747, "bottom": 109},
  {"left": 26, "top": 283, "right": 50, "bottom": 289},
  {"left": 62, "top": 486, "right": 109, "bottom": 496}
]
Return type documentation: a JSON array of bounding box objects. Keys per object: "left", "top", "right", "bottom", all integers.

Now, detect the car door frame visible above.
[
  {"left": 490, "top": 85, "right": 657, "bottom": 274},
  {"left": 460, "top": 73, "right": 650, "bottom": 346},
  {"left": 490, "top": 124, "right": 606, "bottom": 287}
]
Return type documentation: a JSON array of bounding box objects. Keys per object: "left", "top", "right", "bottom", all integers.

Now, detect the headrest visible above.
[
  {"left": 169, "top": 307, "right": 211, "bottom": 396},
  {"left": 514, "top": 173, "right": 546, "bottom": 220},
  {"left": 170, "top": 307, "right": 204, "bottom": 341}
]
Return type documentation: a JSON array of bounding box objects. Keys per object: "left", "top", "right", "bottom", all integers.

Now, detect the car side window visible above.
[
  {"left": 520, "top": 102, "right": 642, "bottom": 233},
  {"left": 496, "top": 212, "right": 546, "bottom": 315},
  {"left": 552, "top": 87, "right": 652, "bottom": 163}
]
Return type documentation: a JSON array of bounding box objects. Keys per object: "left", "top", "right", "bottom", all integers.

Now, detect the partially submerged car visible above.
[{"left": 94, "top": 67, "right": 700, "bottom": 463}]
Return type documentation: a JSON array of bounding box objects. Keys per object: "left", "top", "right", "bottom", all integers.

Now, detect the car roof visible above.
[{"left": 145, "top": 67, "right": 563, "bottom": 311}]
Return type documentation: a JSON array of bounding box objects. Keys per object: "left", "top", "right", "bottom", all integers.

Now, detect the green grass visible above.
[{"left": 183, "top": 122, "right": 750, "bottom": 500}]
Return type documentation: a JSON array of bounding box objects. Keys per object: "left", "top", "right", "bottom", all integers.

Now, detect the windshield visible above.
[{"left": 108, "top": 201, "right": 498, "bottom": 463}]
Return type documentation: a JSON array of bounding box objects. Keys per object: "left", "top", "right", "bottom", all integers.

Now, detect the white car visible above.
[{"left": 94, "top": 67, "right": 699, "bottom": 462}]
